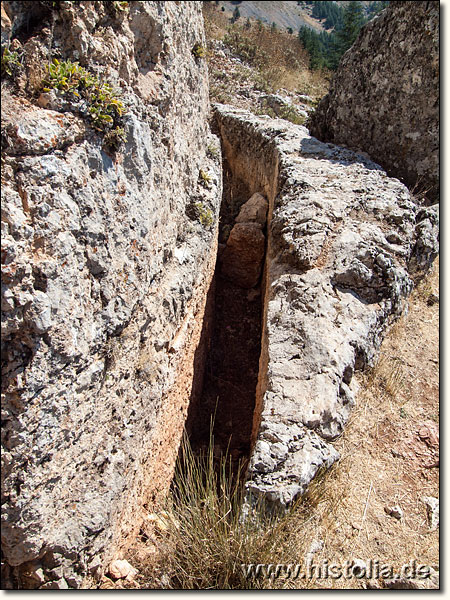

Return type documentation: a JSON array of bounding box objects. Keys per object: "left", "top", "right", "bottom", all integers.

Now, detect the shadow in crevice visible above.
[{"left": 184, "top": 162, "right": 264, "bottom": 475}]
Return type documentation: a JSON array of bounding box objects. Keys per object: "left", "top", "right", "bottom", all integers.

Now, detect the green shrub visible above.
[
  {"left": 88, "top": 82, "right": 126, "bottom": 131},
  {"left": 42, "top": 58, "right": 93, "bottom": 94},
  {"left": 1, "top": 47, "right": 21, "bottom": 78},
  {"left": 41, "top": 59, "right": 127, "bottom": 144},
  {"left": 209, "top": 82, "right": 232, "bottom": 104},
  {"left": 223, "top": 29, "right": 258, "bottom": 63},
  {"left": 256, "top": 104, "right": 305, "bottom": 126},
  {"left": 276, "top": 105, "right": 305, "bottom": 126}
]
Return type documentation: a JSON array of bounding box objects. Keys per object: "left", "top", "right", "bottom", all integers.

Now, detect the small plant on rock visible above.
[
  {"left": 207, "top": 143, "right": 220, "bottom": 159},
  {"left": 1, "top": 47, "right": 21, "bottom": 78},
  {"left": 41, "top": 58, "right": 127, "bottom": 146},
  {"left": 88, "top": 82, "right": 126, "bottom": 130},
  {"left": 103, "top": 127, "right": 127, "bottom": 152},
  {"left": 37, "top": 1, "right": 61, "bottom": 9},
  {"left": 192, "top": 43, "right": 207, "bottom": 59},
  {"left": 194, "top": 201, "right": 214, "bottom": 228},
  {"left": 199, "top": 169, "right": 212, "bottom": 188},
  {"left": 106, "top": 1, "right": 130, "bottom": 17},
  {"left": 113, "top": 1, "right": 129, "bottom": 11},
  {"left": 42, "top": 58, "right": 92, "bottom": 94}
]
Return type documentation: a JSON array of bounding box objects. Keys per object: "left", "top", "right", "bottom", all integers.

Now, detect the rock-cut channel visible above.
[
  {"left": 185, "top": 159, "right": 269, "bottom": 474},
  {"left": 186, "top": 104, "right": 438, "bottom": 509}
]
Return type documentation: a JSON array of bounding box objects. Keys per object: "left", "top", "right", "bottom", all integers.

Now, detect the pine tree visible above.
[
  {"left": 308, "top": 34, "right": 324, "bottom": 70},
  {"left": 327, "top": 32, "right": 341, "bottom": 70},
  {"left": 231, "top": 6, "right": 240, "bottom": 23},
  {"left": 367, "top": 1, "right": 389, "bottom": 18},
  {"left": 335, "top": 1, "right": 365, "bottom": 56},
  {"left": 298, "top": 26, "right": 328, "bottom": 71}
]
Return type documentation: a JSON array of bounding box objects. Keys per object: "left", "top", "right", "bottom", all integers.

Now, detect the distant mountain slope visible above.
[
  {"left": 215, "top": 1, "right": 388, "bottom": 34},
  {"left": 217, "top": 1, "right": 325, "bottom": 32}
]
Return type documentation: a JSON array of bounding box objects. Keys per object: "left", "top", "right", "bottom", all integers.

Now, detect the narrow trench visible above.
[{"left": 184, "top": 159, "right": 266, "bottom": 475}]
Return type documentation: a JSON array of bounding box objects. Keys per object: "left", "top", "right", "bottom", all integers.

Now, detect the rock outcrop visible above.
[
  {"left": 221, "top": 192, "right": 268, "bottom": 288},
  {"left": 1, "top": 0, "right": 221, "bottom": 588},
  {"left": 308, "top": 1, "right": 439, "bottom": 202},
  {"left": 214, "top": 104, "right": 438, "bottom": 509},
  {"left": 1, "top": 0, "right": 440, "bottom": 587}
]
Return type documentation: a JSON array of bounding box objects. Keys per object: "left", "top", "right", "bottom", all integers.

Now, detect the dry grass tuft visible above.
[
  {"left": 128, "top": 433, "right": 335, "bottom": 590},
  {"left": 370, "top": 354, "right": 407, "bottom": 398}
]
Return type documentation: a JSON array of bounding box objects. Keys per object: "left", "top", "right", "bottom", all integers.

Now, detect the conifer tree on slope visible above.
[{"left": 335, "top": 1, "right": 365, "bottom": 56}]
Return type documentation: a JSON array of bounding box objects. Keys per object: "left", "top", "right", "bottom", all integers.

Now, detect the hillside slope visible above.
[
  {"left": 216, "top": 1, "right": 324, "bottom": 32},
  {"left": 203, "top": 2, "right": 330, "bottom": 115}
]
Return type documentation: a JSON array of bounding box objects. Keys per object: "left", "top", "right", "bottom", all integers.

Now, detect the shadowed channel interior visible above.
[{"left": 184, "top": 157, "right": 266, "bottom": 473}]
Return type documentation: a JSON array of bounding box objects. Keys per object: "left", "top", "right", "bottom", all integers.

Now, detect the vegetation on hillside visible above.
[
  {"left": 203, "top": 2, "right": 330, "bottom": 102},
  {"left": 310, "top": 0, "right": 343, "bottom": 29},
  {"left": 205, "top": 1, "right": 389, "bottom": 78},
  {"left": 298, "top": 1, "right": 389, "bottom": 70}
]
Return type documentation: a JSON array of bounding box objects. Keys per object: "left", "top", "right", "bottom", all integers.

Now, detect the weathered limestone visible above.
[
  {"left": 1, "top": 1, "right": 221, "bottom": 588},
  {"left": 221, "top": 193, "right": 268, "bottom": 288},
  {"left": 309, "top": 1, "right": 439, "bottom": 202},
  {"left": 214, "top": 105, "right": 438, "bottom": 508},
  {"left": 421, "top": 496, "right": 439, "bottom": 532},
  {"left": 235, "top": 192, "right": 268, "bottom": 226},
  {"left": 1, "top": 0, "right": 440, "bottom": 585}
]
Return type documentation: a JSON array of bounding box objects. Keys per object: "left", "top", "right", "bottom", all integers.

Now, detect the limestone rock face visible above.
[
  {"left": 308, "top": 1, "right": 439, "bottom": 201},
  {"left": 214, "top": 105, "right": 438, "bottom": 508},
  {"left": 1, "top": 1, "right": 221, "bottom": 587}
]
